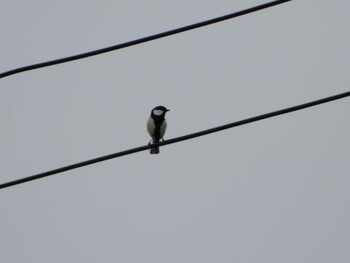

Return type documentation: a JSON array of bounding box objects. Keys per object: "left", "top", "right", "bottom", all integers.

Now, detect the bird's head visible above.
[{"left": 151, "top": 106, "right": 170, "bottom": 117}]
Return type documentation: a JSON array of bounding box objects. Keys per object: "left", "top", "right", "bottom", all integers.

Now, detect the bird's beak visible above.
[{"left": 166, "top": 109, "right": 170, "bottom": 112}]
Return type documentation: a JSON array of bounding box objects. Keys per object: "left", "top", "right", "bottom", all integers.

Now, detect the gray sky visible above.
[{"left": 1, "top": 0, "right": 349, "bottom": 262}]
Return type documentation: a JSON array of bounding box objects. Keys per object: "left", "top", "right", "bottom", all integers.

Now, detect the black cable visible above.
[
  {"left": 0, "top": 0, "right": 292, "bottom": 79},
  {"left": 1, "top": 90, "right": 349, "bottom": 190}
]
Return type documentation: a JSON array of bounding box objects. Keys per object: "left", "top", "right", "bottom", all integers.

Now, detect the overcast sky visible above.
[{"left": 1, "top": 0, "right": 349, "bottom": 262}]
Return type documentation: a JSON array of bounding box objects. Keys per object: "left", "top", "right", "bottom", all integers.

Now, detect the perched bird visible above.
[{"left": 147, "top": 106, "right": 170, "bottom": 154}]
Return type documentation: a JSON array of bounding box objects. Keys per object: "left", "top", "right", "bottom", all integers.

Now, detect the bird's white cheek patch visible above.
[{"left": 153, "top": 109, "right": 164, "bottom": 116}]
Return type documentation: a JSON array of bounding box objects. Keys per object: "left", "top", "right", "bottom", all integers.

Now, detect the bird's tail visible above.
[
  {"left": 150, "top": 147, "right": 159, "bottom": 154},
  {"left": 149, "top": 139, "right": 160, "bottom": 154}
]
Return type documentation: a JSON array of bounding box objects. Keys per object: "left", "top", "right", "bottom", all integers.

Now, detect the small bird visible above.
[{"left": 147, "top": 106, "right": 170, "bottom": 154}]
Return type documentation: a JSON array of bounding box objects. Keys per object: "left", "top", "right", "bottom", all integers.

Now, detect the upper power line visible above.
[
  {"left": 0, "top": 0, "right": 292, "bottom": 79},
  {"left": 0, "top": 90, "right": 349, "bottom": 190}
]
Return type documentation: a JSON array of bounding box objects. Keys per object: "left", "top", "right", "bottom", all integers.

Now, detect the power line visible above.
[
  {"left": 1, "top": 90, "right": 349, "bottom": 190},
  {"left": 0, "top": 0, "right": 292, "bottom": 79}
]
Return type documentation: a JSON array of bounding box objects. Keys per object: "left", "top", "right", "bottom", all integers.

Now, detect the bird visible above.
[{"left": 147, "top": 106, "right": 170, "bottom": 154}]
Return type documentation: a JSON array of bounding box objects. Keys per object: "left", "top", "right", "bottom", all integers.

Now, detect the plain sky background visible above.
[{"left": 1, "top": 0, "right": 349, "bottom": 262}]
